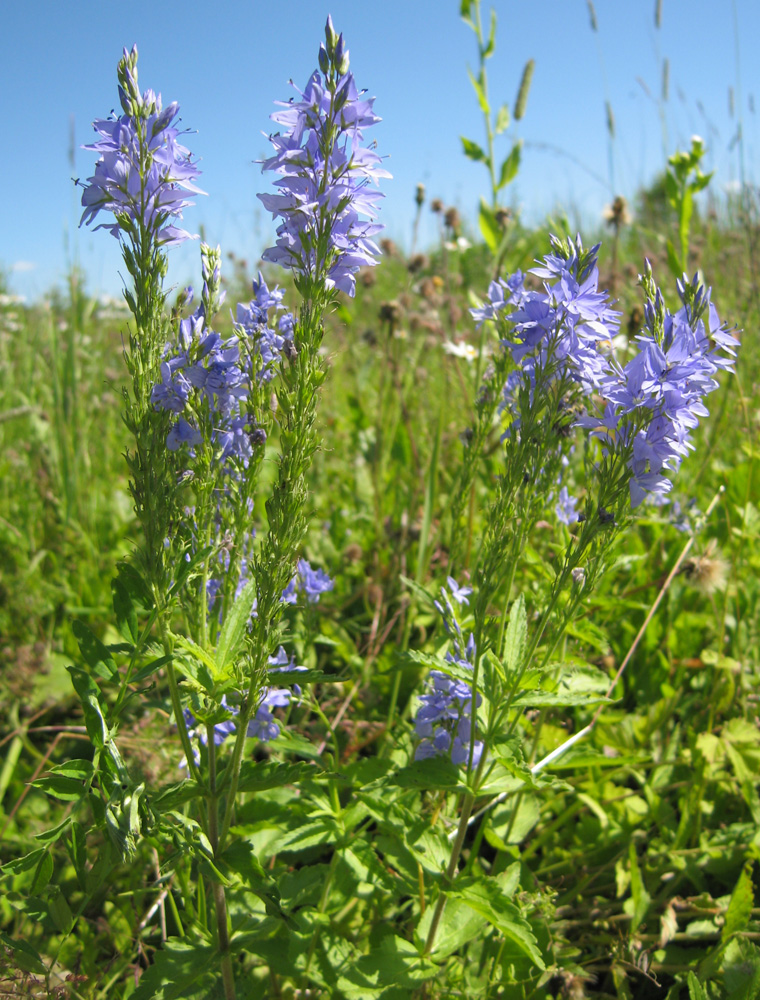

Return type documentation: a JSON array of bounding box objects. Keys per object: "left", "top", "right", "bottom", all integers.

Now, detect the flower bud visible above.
[
  {"left": 324, "top": 15, "right": 339, "bottom": 57},
  {"left": 318, "top": 43, "right": 329, "bottom": 75}
]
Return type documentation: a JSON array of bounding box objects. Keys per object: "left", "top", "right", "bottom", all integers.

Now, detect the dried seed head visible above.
[
  {"left": 444, "top": 206, "right": 461, "bottom": 235},
  {"left": 415, "top": 182, "right": 426, "bottom": 208},
  {"left": 603, "top": 195, "right": 631, "bottom": 230},
  {"left": 378, "top": 300, "right": 402, "bottom": 325},
  {"left": 683, "top": 542, "right": 729, "bottom": 594}
]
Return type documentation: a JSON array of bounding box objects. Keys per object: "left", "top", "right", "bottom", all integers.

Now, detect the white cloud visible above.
[{"left": 11, "top": 260, "right": 37, "bottom": 273}]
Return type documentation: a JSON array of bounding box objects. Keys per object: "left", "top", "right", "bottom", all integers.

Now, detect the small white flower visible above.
[{"left": 442, "top": 339, "right": 478, "bottom": 362}]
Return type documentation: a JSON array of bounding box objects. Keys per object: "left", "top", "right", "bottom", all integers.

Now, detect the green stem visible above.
[
  {"left": 423, "top": 792, "right": 476, "bottom": 955},
  {"left": 208, "top": 733, "right": 236, "bottom": 1000}
]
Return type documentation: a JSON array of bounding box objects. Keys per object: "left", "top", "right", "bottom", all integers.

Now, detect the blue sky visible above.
[{"left": 2, "top": 1, "right": 757, "bottom": 300}]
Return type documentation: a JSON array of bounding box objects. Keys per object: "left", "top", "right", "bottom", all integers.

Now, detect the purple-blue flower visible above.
[
  {"left": 297, "top": 559, "right": 334, "bottom": 603},
  {"left": 258, "top": 18, "right": 390, "bottom": 296},
  {"left": 583, "top": 266, "right": 739, "bottom": 506},
  {"left": 414, "top": 670, "right": 483, "bottom": 768},
  {"left": 555, "top": 485, "right": 579, "bottom": 525},
  {"left": 79, "top": 46, "right": 204, "bottom": 246}
]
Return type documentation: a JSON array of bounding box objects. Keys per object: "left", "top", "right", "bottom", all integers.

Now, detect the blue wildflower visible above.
[
  {"left": 79, "top": 46, "right": 204, "bottom": 245},
  {"left": 258, "top": 17, "right": 390, "bottom": 296}
]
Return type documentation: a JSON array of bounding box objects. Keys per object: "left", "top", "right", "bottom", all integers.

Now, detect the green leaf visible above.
[
  {"left": 467, "top": 68, "right": 490, "bottom": 115},
  {"left": 723, "top": 861, "right": 755, "bottom": 944},
  {"left": 479, "top": 198, "right": 501, "bottom": 253},
  {"left": 112, "top": 576, "right": 138, "bottom": 644},
  {"left": 483, "top": 8, "right": 497, "bottom": 58},
  {"left": 665, "top": 240, "right": 682, "bottom": 280},
  {"left": 503, "top": 594, "right": 527, "bottom": 674},
  {"left": 387, "top": 757, "right": 467, "bottom": 792},
  {"left": 173, "top": 634, "right": 218, "bottom": 679},
  {"left": 338, "top": 934, "right": 439, "bottom": 994},
  {"left": 68, "top": 822, "right": 88, "bottom": 890},
  {"left": 215, "top": 577, "right": 257, "bottom": 675},
  {"left": 67, "top": 666, "right": 109, "bottom": 748},
  {"left": 71, "top": 619, "right": 117, "bottom": 679},
  {"left": 235, "top": 760, "right": 326, "bottom": 793},
  {"left": 625, "top": 842, "right": 651, "bottom": 933},
  {"left": 275, "top": 817, "right": 342, "bottom": 852},
  {"left": 1, "top": 847, "right": 47, "bottom": 876},
  {"left": 29, "top": 850, "right": 54, "bottom": 895},
  {"left": 454, "top": 880, "right": 545, "bottom": 968},
  {"left": 497, "top": 140, "right": 522, "bottom": 190},
  {"left": 131, "top": 937, "right": 216, "bottom": 1000},
  {"left": 723, "top": 940, "right": 760, "bottom": 999},
  {"left": 219, "top": 841, "right": 291, "bottom": 922},
  {"left": 494, "top": 103, "right": 510, "bottom": 135},
  {"left": 418, "top": 895, "right": 488, "bottom": 958},
  {"left": 687, "top": 970, "right": 707, "bottom": 1000},
  {"left": 461, "top": 135, "right": 487, "bottom": 163},
  {"left": 460, "top": 0, "right": 473, "bottom": 22},
  {"left": 33, "top": 773, "right": 90, "bottom": 801},
  {"left": 116, "top": 561, "right": 153, "bottom": 609},
  {"left": 0, "top": 931, "right": 47, "bottom": 976},
  {"left": 45, "top": 883, "right": 73, "bottom": 934},
  {"left": 34, "top": 816, "right": 72, "bottom": 846},
  {"left": 490, "top": 735, "right": 538, "bottom": 789}
]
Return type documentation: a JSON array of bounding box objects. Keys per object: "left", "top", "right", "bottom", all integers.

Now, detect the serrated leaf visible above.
[
  {"left": 461, "top": 135, "right": 487, "bottom": 163},
  {"left": 491, "top": 735, "right": 538, "bottom": 788},
  {"left": 215, "top": 578, "right": 256, "bottom": 675},
  {"left": 235, "top": 760, "right": 326, "bottom": 793},
  {"left": 454, "top": 880, "right": 544, "bottom": 967},
  {"left": 173, "top": 634, "right": 218, "bottom": 679},
  {"left": 497, "top": 140, "right": 522, "bottom": 190},
  {"left": 687, "top": 970, "right": 707, "bottom": 1000},
  {"left": 388, "top": 757, "right": 467, "bottom": 792},
  {"left": 131, "top": 937, "right": 216, "bottom": 1000},
  {"left": 71, "top": 620, "right": 117, "bottom": 679},
  {"left": 723, "top": 861, "right": 755, "bottom": 944}
]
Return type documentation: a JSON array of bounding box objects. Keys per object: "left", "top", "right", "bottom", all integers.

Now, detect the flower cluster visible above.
[
  {"left": 152, "top": 268, "right": 293, "bottom": 462},
  {"left": 582, "top": 268, "right": 740, "bottom": 506},
  {"left": 415, "top": 578, "right": 483, "bottom": 767},
  {"left": 471, "top": 237, "right": 739, "bottom": 507},
  {"left": 258, "top": 17, "right": 390, "bottom": 295},
  {"left": 79, "top": 46, "right": 203, "bottom": 246},
  {"left": 282, "top": 559, "right": 335, "bottom": 605},
  {"left": 235, "top": 272, "right": 297, "bottom": 384},
  {"left": 474, "top": 238, "right": 620, "bottom": 422},
  {"left": 181, "top": 670, "right": 297, "bottom": 768}
]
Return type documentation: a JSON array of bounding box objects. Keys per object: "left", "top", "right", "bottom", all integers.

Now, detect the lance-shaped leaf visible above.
[
  {"left": 497, "top": 140, "right": 522, "bottom": 191},
  {"left": 461, "top": 135, "right": 487, "bottom": 163},
  {"left": 215, "top": 577, "right": 257, "bottom": 675}
]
